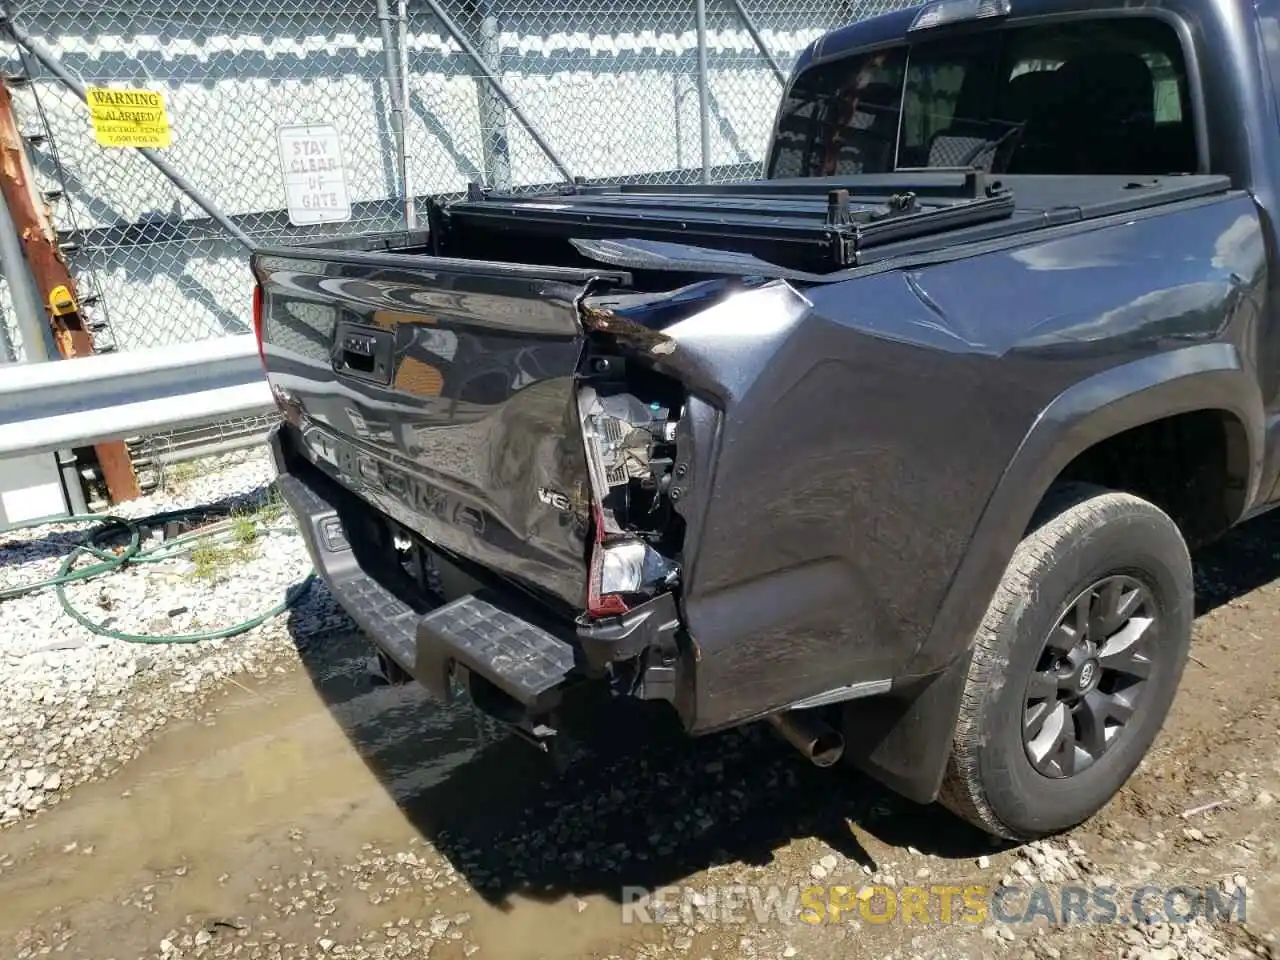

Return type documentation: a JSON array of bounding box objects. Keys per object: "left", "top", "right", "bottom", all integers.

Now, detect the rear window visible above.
[{"left": 767, "top": 17, "right": 1197, "bottom": 178}]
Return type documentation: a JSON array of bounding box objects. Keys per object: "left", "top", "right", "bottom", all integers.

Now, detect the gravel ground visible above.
[
  {"left": 2, "top": 449, "right": 1280, "bottom": 960},
  {"left": 0, "top": 450, "right": 346, "bottom": 824}
]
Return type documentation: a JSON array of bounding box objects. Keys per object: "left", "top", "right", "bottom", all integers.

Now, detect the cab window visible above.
[{"left": 767, "top": 17, "right": 1197, "bottom": 177}]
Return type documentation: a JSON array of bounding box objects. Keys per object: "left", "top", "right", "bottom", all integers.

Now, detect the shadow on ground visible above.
[
  {"left": 0, "top": 482, "right": 277, "bottom": 569},
  {"left": 282, "top": 505, "right": 1280, "bottom": 911},
  {"left": 1191, "top": 506, "right": 1280, "bottom": 616}
]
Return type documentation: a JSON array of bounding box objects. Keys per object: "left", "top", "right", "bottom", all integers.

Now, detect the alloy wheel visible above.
[{"left": 1023, "top": 575, "right": 1157, "bottom": 778}]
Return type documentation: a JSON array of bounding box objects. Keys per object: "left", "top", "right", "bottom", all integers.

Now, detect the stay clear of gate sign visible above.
[{"left": 276, "top": 124, "right": 351, "bottom": 226}]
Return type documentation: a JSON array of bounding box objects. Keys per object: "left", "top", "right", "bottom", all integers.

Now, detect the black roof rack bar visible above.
[
  {"left": 498, "top": 189, "right": 991, "bottom": 219},
  {"left": 451, "top": 201, "right": 849, "bottom": 242},
  {"left": 561, "top": 169, "right": 1004, "bottom": 201}
]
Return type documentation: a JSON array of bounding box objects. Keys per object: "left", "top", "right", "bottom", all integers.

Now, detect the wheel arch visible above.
[{"left": 843, "top": 342, "right": 1263, "bottom": 803}]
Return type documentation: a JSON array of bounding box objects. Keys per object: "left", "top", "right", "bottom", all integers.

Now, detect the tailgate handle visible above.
[{"left": 333, "top": 322, "right": 394, "bottom": 384}]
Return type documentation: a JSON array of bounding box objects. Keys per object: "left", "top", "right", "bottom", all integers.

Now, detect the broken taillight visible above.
[
  {"left": 252, "top": 282, "right": 266, "bottom": 369},
  {"left": 587, "top": 504, "right": 632, "bottom": 618},
  {"left": 578, "top": 384, "right": 681, "bottom": 618}
]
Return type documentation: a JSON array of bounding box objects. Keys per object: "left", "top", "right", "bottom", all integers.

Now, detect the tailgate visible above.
[{"left": 252, "top": 247, "right": 629, "bottom": 608}]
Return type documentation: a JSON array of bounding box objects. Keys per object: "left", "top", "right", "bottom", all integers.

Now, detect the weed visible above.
[
  {"left": 189, "top": 540, "right": 255, "bottom": 583},
  {"left": 231, "top": 512, "right": 258, "bottom": 546},
  {"left": 163, "top": 460, "right": 200, "bottom": 488}
]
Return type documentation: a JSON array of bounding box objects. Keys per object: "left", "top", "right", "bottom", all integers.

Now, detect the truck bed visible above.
[{"left": 294, "top": 172, "right": 1233, "bottom": 280}]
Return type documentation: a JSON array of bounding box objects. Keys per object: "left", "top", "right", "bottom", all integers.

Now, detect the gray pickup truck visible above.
[{"left": 253, "top": 0, "right": 1280, "bottom": 840}]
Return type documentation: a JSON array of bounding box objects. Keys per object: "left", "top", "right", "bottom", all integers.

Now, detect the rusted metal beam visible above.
[{"left": 0, "top": 78, "right": 140, "bottom": 503}]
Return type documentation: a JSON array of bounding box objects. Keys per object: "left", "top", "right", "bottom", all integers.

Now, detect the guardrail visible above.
[{"left": 0, "top": 335, "right": 275, "bottom": 458}]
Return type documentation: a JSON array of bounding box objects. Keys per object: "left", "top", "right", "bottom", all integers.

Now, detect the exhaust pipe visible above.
[{"left": 767, "top": 710, "right": 845, "bottom": 767}]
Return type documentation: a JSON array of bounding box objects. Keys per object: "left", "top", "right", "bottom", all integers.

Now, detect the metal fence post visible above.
[
  {"left": 0, "top": 182, "right": 51, "bottom": 362},
  {"left": 476, "top": 0, "right": 512, "bottom": 190},
  {"left": 377, "top": 0, "right": 413, "bottom": 228},
  {"left": 419, "top": 0, "right": 574, "bottom": 183},
  {"left": 673, "top": 74, "right": 684, "bottom": 171},
  {"left": 694, "top": 0, "right": 712, "bottom": 184},
  {"left": 398, "top": 0, "right": 418, "bottom": 228}
]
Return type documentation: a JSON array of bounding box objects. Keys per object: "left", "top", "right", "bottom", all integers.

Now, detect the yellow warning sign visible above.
[{"left": 86, "top": 87, "right": 171, "bottom": 148}]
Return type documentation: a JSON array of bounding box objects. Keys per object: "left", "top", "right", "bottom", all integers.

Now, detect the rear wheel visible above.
[{"left": 939, "top": 484, "right": 1193, "bottom": 840}]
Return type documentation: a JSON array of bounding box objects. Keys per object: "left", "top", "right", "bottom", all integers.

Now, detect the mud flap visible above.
[{"left": 840, "top": 649, "right": 973, "bottom": 804}]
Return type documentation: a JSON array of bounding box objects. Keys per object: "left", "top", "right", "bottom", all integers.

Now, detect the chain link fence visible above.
[{"left": 0, "top": 0, "right": 909, "bottom": 359}]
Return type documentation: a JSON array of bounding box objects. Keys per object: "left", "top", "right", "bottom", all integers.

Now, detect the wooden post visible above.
[{"left": 0, "top": 78, "right": 140, "bottom": 503}]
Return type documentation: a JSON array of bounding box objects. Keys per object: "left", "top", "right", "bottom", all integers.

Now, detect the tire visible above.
[{"left": 938, "top": 483, "right": 1193, "bottom": 840}]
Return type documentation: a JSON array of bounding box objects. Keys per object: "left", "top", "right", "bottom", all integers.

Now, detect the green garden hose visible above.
[{"left": 0, "top": 505, "right": 314, "bottom": 644}]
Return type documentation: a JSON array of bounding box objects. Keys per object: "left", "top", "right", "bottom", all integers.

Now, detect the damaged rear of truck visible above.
[
  {"left": 252, "top": 173, "right": 1012, "bottom": 747},
  {"left": 253, "top": 0, "right": 1280, "bottom": 840}
]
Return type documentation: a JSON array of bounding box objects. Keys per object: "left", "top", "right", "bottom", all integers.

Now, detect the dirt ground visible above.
[{"left": 5, "top": 508, "right": 1280, "bottom": 960}]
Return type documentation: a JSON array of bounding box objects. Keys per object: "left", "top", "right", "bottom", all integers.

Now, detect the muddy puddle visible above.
[{"left": 0, "top": 637, "right": 656, "bottom": 959}]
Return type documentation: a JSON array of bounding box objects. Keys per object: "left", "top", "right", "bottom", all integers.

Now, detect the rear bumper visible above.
[{"left": 269, "top": 423, "right": 684, "bottom": 716}]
